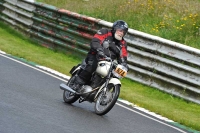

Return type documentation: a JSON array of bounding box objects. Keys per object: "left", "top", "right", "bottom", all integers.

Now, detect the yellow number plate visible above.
[{"left": 115, "top": 65, "right": 127, "bottom": 77}]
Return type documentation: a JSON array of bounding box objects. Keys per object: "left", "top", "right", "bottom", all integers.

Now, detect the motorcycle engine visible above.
[
  {"left": 90, "top": 73, "right": 103, "bottom": 88},
  {"left": 79, "top": 74, "right": 103, "bottom": 102},
  {"left": 80, "top": 85, "right": 97, "bottom": 102},
  {"left": 80, "top": 85, "right": 93, "bottom": 94}
]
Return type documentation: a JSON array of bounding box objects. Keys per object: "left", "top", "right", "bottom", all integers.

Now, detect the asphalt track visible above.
[{"left": 0, "top": 53, "right": 191, "bottom": 133}]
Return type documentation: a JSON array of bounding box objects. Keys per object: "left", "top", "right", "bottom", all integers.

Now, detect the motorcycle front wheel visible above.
[
  {"left": 63, "top": 75, "right": 79, "bottom": 104},
  {"left": 95, "top": 84, "right": 120, "bottom": 115}
]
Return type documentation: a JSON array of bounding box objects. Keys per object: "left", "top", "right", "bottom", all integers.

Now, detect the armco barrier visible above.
[{"left": 0, "top": 0, "right": 200, "bottom": 104}]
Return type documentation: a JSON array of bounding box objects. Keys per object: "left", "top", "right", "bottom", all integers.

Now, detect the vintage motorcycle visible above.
[{"left": 59, "top": 41, "right": 128, "bottom": 115}]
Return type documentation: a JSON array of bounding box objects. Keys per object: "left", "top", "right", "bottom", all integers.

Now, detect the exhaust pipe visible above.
[{"left": 60, "top": 83, "right": 76, "bottom": 94}]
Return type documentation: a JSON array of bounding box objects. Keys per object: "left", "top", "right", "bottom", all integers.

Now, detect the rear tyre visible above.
[
  {"left": 63, "top": 76, "right": 79, "bottom": 104},
  {"left": 94, "top": 84, "right": 120, "bottom": 115}
]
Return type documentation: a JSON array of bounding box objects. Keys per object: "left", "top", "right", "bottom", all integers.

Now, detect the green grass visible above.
[
  {"left": 0, "top": 23, "right": 80, "bottom": 74},
  {"left": 0, "top": 21, "right": 200, "bottom": 131},
  {"left": 37, "top": 0, "right": 200, "bottom": 48}
]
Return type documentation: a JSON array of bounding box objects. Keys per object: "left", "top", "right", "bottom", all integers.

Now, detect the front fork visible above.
[
  {"left": 95, "top": 78, "right": 121, "bottom": 100},
  {"left": 103, "top": 77, "right": 110, "bottom": 95}
]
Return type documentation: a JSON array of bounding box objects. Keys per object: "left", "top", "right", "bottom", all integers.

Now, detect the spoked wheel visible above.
[
  {"left": 95, "top": 84, "right": 120, "bottom": 115},
  {"left": 63, "top": 76, "right": 79, "bottom": 104}
]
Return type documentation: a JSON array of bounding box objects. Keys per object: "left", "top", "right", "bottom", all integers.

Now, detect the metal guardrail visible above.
[{"left": 0, "top": 0, "right": 200, "bottom": 104}]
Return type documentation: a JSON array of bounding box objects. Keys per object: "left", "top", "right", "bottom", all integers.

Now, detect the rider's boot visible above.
[{"left": 72, "top": 75, "right": 85, "bottom": 92}]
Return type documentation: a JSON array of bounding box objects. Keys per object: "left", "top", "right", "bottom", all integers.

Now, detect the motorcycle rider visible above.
[{"left": 72, "top": 20, "right": 129, "bottom": 91}]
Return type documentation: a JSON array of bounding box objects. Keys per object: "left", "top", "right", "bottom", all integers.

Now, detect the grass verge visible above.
[{"left": 0, "top": 21, "right": 200, "bottom": 131}]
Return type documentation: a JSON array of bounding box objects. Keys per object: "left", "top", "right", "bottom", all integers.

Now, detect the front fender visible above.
[{"left": 109, "top": 78, "right": 121, "bottom": 85}]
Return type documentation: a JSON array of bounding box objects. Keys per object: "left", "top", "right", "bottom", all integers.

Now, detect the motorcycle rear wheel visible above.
[
  {"left": 63, "top": 76, "right": 79, "bottom": 104},
  {"left": 94, "top": 84, "right": 120, "bottom": 115}
]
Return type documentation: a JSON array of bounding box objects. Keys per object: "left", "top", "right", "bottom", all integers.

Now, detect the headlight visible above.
[{"left": 112, "top": 70, "right": 122, "bottom": 78}]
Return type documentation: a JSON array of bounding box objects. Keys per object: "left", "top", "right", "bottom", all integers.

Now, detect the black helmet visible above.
[{"left": 112, "top": 20, "right": 128, "bottom": 36}]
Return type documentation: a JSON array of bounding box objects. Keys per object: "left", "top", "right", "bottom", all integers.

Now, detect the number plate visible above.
[{"left": 114, "top": 65, "right": 127, "bottom": 77}]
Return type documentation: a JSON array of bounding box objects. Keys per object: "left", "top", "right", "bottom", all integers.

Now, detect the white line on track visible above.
[
  {"left": 0, "top": 53, "right": 67, "bottom": 82},
  {"left": 116, "top": 103, "right": 187, "bottom": 133}
]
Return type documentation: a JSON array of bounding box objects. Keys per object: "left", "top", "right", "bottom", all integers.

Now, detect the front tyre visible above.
[
  {"left": 63, "top": 76, "right": 79, "bottom": 104},
  {"left": 95, "top": 84, "right": 120, "bottom": 115}
]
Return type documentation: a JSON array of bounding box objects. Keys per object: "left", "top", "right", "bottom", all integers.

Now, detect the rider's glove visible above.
[
  {"left": 98, "top": 51, "right": 106, "bottom": 58},
  {"left": 97, "top": 48, "right": 106, "bottom": 60}
]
